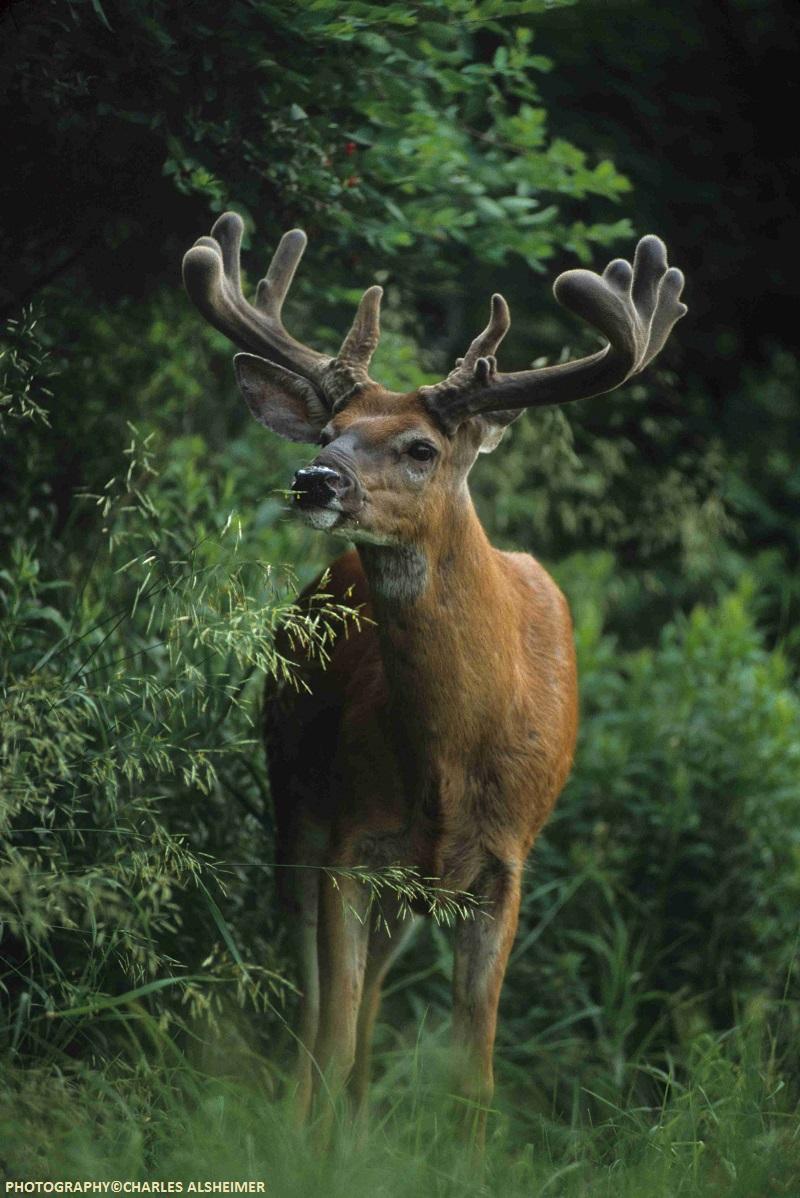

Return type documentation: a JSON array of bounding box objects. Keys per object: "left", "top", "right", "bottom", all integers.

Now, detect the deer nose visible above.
[{"left": 292, "top": 466, "right": 343, "bottom": 508}]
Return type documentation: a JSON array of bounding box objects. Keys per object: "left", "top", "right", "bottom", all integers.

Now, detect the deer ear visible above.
[
  {"left": 473, "top": 410, "right": 523, "bottom": 454},
  {"left": 233, "top": 353, "right": 329, "bottom": 443}
]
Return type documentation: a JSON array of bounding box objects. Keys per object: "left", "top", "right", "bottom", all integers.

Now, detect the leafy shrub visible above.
[
  {"left": 4, "top": 0, "right": 632, "bottom": 319},
  {"left": 501, "top": 556, "right": 800, "bottom": 1099},
  {"left": 0, "top": 310, "right": 358, "bottom": 1059}
]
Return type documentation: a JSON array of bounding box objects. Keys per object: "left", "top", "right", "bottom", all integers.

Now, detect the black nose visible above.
[{"left": 292, "top": 466, "right": 342, "bottom": 508}]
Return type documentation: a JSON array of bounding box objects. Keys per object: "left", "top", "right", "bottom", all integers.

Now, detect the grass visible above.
[{"left": 1, "top": 1014, "right": 799, "bottom": 1196}]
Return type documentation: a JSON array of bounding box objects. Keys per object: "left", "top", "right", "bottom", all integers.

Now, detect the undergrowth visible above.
[{"left": 1, "top": 1014, "right": 798, "bottom": 1195}]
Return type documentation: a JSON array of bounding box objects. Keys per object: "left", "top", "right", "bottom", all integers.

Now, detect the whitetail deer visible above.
[{"left": 183, "top": 214, "right": 686, "bottom": 1140}]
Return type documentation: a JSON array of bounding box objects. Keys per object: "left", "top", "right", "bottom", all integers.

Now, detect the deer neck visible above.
[{"left": 357, "top": 492, "right": 512, "bottom": 759}]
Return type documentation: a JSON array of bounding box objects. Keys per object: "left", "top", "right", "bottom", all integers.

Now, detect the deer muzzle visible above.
[
  {"left": 292, "top": 463, "right": 362, "bottom": 516},
  {"left": 293, "top": 465, "right": 342, "bottom": 509}
]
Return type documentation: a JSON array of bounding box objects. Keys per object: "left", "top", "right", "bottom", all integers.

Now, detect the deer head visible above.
[{"left": 183, "top": 214, "right": 686, "bottom": 547}]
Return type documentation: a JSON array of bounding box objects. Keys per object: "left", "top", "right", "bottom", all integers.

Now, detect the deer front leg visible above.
[{"left": 451, "top": 857, "right": 522, "bottom": 1149}]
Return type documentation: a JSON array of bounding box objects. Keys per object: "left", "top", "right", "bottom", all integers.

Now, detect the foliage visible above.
[
  {"left": 519, "top": 560, "right": 800, "bottom": 1067},
  {"left": 3, "top": 0, "right": 629, "bottom": 319},
  {"left": 472, "top": 390, "right": 735, "bottom": 643},
  {"left": 0, "top": 312, "right": 348, "bottom": 1054},
  {"left": 0, "top": 308, "right": 54, "bottom": 434}
]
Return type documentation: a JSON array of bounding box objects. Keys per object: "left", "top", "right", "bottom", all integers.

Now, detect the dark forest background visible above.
[{"left": 1, "top": 1, "right": 799, "bottom": 1191}]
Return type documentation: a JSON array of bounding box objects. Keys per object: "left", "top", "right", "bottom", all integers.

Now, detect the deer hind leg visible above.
[
  {"left": 313, "top": 866, "right": 373, "bottom": 1126},
  {"left": 274, "top": 812, "right": 326, "bottom": 1124},
  {"left": 285, "top": 870, "right": 321, "bottom": 1123},
  {"left": 451, "top": 857, "right": 522, "bottom": 1150},
  {"left": 349, "top": 904, "right": 419, "bottom": 1113}
]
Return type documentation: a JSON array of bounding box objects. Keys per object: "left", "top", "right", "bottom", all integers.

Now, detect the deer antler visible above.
[
  {"left": 182, "top": 212, "right": 382, "bottom": 409},
  {"left": 421, "top": 235, "right": 687, "bottom": 431}
]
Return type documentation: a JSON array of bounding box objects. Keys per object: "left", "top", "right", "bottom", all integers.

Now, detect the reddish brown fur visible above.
[{"left": 265, "top": 387, "right": 578, "bottom": 1143}]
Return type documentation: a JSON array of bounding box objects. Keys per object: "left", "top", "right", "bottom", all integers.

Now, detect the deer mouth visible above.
[
  {"left": 296, "top": 502, "right": 345, "bottom": 531},
  {"left": 293, "top": 490, "right": 367, "bottom": 532}
]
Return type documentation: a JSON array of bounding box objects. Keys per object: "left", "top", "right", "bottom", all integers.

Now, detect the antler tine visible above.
[
  {"left": 639, "top": 265, "right": 687, "bottom": 370},
  {"left": 434, "top": 294, "right": 511, "bottom": 394},
  {"left": 457, "top": 292, "right": 511, "bottom": 371},
  {"left": 210, "top": 211, "right": 243, "bottom": 290},
  {"left": 336, "top": 285, "right": 383, "bottom": 371},
  {"left": 255, "top": 227, "right": 308, "bottom": 318},
  {"left": 422, "top": 235, "right": 686, "bottom": 428},
  {"left": 318, "top": 284, "right": 385, "bottom": 411}
]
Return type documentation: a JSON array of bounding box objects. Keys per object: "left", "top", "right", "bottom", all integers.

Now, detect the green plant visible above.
[
  {"left": 1, "top": 1016, "right": 798, "bottom": 1195},
  {"left": 0, "top": 330, "right": 361, "bottom": 1057}
]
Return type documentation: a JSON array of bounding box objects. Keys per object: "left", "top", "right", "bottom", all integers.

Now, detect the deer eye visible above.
[{"left": 406, "top": 441, "right": 437, "bottom": 463}]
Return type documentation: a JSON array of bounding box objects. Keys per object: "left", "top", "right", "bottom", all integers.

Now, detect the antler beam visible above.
[
  {"left": 182, "top": 212, "right": 383, "bottom": 409},
  {"left": 421, "top": 235, "right": 687, "bottom": 430}
]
